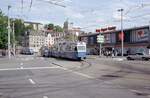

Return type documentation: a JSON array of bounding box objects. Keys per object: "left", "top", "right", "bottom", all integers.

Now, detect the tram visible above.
[{"left": 49, "top": 41, "right": 86, "bottom": 60}]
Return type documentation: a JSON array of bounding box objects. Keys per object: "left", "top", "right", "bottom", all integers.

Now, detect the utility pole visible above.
[
  {"left": 12, "top": 21, "right": 15, "bottom": 56},
  {"left": 8, "top": 5, "right": 11, "bottom": 59},
  {"left": 118, "top": 8, "right": 124, "bottom": 57},
  {"left": 148, "top": 21, "right": 150, "bottom": 55}
]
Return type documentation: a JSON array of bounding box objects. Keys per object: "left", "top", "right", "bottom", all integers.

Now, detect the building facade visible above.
[
  {"left": 63, "top": 20, "right": 84, "bottom": 36},
  {"left": 44, "top": 33, "right": 54, "bottom": 47},
  {"left": 28, "top": 30, "right": 45, "bottom": 52},
  {"left": 79, "top": 25, "right": 150, "bottom": 55},
  {"left": 24, "top": 30, "right": 65, "bottom": 52}
]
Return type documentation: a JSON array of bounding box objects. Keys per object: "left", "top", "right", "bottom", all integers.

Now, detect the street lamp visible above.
[
  {"left": 8, "top": 5, "right": 11, "bottom": 59},
  {"left": 118, "top": 8, "right": 124, "bottom": 57}
]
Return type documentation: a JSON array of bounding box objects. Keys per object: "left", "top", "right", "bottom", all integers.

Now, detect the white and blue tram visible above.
[{"left": 49, "top": 41, "right": 86, "bottom": 60}]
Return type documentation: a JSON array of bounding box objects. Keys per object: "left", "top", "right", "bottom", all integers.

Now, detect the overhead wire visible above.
[
  {"left": 37, "top": 0, "right": 66, "bottom": 8},
  {"left": 29, "top": 0, "right": 33, "bottom": 10}
]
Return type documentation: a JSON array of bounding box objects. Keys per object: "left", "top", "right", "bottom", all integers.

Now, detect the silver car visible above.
[{"left": 127, "top": 53, "right": 150, "bottom": 61}]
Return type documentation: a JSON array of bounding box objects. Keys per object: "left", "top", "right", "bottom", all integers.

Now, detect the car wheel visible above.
[{"left": 127, "top": 57, "right": 132, "bottom": 60}]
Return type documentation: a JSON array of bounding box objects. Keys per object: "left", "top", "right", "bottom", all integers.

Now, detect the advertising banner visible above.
[{"left": 131, "top": 29, "right": 149, "bottom": 42}]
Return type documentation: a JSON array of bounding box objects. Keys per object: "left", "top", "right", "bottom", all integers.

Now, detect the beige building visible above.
[
  {"left": 63, "top": 20, "right": 84, "bottom": 36},
  {"left": 23, "top": 30, "right": 45, "bottom": 52},
  {"left": 28, "top": 30, "right": 45, "bottom": 52},
  {"left": 23, "top": 21, "right": 65, "bottom": 52},
  {"left": 45, "top": 30, "right": 65, "bottom": 44}
]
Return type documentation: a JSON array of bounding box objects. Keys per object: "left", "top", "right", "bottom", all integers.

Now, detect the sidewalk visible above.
[
  {"left": 0, "top": 56, "right": 17, "bottom": 63},
  {"left": 86, "top": 55, "right": 126, "bottom": 61},
  {"left": 87, "top": 55, "right": 150, "bottom": 74}
]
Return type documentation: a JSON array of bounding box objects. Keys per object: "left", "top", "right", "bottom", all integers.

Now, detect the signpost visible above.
[{"left": 97, "top": 34, "right": 104, "bottom": 57}]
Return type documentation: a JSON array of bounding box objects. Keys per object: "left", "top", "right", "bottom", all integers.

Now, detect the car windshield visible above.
[{"left": 136, "top": 53, "right": 143, "bottom": 55}]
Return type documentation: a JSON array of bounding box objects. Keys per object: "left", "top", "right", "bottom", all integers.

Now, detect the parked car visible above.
[
  {"left": 21, "top": 48, "right": 34, "bottom": 55},
  {"left": 126, "top": 52, "right": 150, "bottom": 61}
]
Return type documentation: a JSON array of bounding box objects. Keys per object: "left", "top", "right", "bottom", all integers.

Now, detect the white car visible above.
[{"left": 127, "top": 53, "right": 150, "bottom": 61}]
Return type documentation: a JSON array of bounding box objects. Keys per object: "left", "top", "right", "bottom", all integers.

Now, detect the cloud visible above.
[
  {"left": 64, "top": 7, "right": 84, "bottom": 19},
  {"left": 63, "top": 0, "right": 72, "bottom": 3},
  {"left": 112, "top": 12, "right": 130, "bottom": 21}
]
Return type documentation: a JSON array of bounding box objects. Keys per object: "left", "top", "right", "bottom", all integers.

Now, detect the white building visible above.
[
  {"left": 27, "top": 30, "right": 45, "bottom": 52},
  {"left": 44, "top": 33, "right": 54, "bottom": 47},
  {"left": 23, "top": 21, "right": 65, "bottom": 52}
]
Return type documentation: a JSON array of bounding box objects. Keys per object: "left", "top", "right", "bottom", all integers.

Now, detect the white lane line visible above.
[
  {"left": 29, "top": 79, "right": 36, "bottom": 84},
  {"left": 59, "top": 67, "right": 94, "bottom": 79},
  {"left": 0, "top": 66, "right": 59, "bottom": 71},
  {"left": 20, "top": 66, "right": 24, "bottom": 69},
  {"left": 43, "top": 96, "right": 48, "bottom": 98}
]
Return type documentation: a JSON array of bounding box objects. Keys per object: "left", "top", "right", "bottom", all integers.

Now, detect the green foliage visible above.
[
  {"left": 13, "top": 19, "right": 25, "bottom": 37},
  {"left": 45, "top": 23, "right": 63, "bottom": 32},
  {"left": 54, "top": 25, "right": 63, "bottom": 32},
  {"left": 47, "top": 23, "right": 54, "bottom": 30},
  {"left": 13, "top": 19, "right": 26, "bottom": 45},
  {"left": 0, "top": 10, "right": 8, "bottom": 49},
  {"left": 25, "top": 24, "right": 33, "bottom": 31},
  {"left": 0, "top": 32, "right": 7, "bottom": 49},
  {"left": 0, "top": 9, "right": 27, "bottom": 48}
]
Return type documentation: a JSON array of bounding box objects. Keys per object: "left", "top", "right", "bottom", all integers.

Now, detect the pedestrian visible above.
[
  {"left": 11, "top": 51, "right": 14, "bottom": 56},
  {"left": 112, "top": 50, "right": 115, "bottom": 58},
  {"left": 2, "top": 50, "right": 6, "bottom": 56}
]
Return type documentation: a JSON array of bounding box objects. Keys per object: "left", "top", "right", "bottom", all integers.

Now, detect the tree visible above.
[
  {"left": 25, "top": 24, "right": 33, "bottom": 30},
  {"left": 0, "top": 10, "right": 8, "bottom": 49},
  {"left": 54, "top": 25, "right": 63, "bottom": 32},
  {"left": 13, "top": 19, "right": 26, "bottom": 45},
  {"left": 47, "top": 23, "right": 54, "bottom": 30},
  {"left": 45, "top": 23, "right": 63, "bottom": 32}
]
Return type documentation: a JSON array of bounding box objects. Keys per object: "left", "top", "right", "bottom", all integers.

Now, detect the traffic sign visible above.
[{"left": 97, "top": 34, "right": 104, "bottom": 43}]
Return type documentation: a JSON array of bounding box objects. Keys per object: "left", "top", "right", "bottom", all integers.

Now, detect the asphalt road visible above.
[{"left": 0, "top": 55, "right": 150, "bottom": 98}]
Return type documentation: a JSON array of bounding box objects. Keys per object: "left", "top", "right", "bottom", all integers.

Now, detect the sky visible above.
[{"left": 0, "top": 0, "right": 150, "bottom": 32}]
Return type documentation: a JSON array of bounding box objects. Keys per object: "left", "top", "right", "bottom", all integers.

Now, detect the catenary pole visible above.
[
  {"left": 118, "top": 8, "right": 124, "bottom": 57},
  {"left": 8, "top": 5, "right": 11, "bottom": 59}
]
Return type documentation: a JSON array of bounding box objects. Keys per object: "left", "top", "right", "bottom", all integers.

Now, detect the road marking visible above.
[
  {"left": 113, "top": 58, "right": 124, "bottom": 61},
  {"left": 29, "top": 79, "right": 36, "bottom": 84},
  {"left": 0, "top": 66, "right": 59, "bottom": 71},
  {"left": 43, "top": 96, "right": 48, "bottom": 98},
  {"left": 20, "top": 66, "right": 23, "bottom": 69},
  {"left": 130, "top": 89, "right": 141, "bottom": 93},
  {"left": 59, "top": 67, "right": 94, "bottom": 79}
]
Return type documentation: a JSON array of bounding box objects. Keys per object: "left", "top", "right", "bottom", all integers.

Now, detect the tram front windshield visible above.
[{"left": 77, "top": 46, "right": 86, "bottom": 52}]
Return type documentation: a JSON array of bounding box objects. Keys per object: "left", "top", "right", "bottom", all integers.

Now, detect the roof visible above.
[
  {"left": 24, "top": 21, "right": 42, "bottom": 25},
  {"left": 79, "top": 25, "right": 149, "bottom": 37}
]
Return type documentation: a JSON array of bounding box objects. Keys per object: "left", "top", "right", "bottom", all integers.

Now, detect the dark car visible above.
[
  {"left": 21, "top": 48, "right": 34, "bottom": 55},
  {"left": 40, "top": 46, "right": 50, "bottom": 57},
  {"left": 127, "top": 52, "right": 150, "bottom": 61}
]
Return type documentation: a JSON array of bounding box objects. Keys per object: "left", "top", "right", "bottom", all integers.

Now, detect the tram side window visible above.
[{"left": 66, "top": 45, "right": 72, "bottom": 51}]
